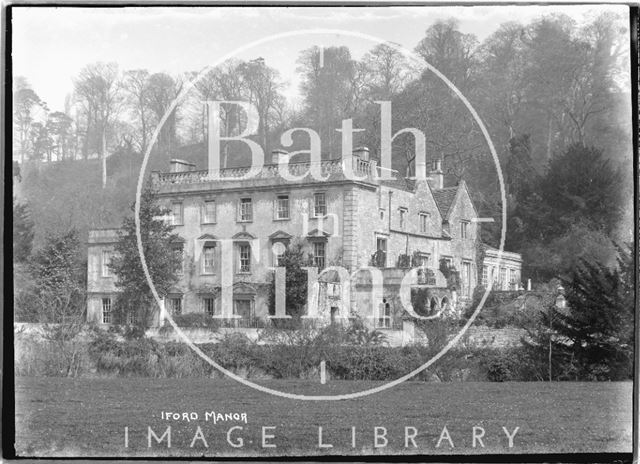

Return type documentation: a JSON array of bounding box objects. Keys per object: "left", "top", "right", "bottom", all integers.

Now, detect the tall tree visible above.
[
  {"left": 74, "top": 62, "right": 123, "bottom": 186},
  {"left": 123, "top": 69, "right": 152, "bottom": 154},
  {"left": 109, "top": 186, "right": 182, "bottom": 329},
  {"left": 146, "top": 72, "right": 184, "bottom": 154}
]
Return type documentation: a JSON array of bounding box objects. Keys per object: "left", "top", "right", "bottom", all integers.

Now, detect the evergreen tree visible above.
[
  {"left": 267, "top": 240, "right": 311, "bottom": 325},
  {"left": 552, "top": 244, "right": 634, "bottom": 380},
  {"left": 13, "top": 196, "right": 34, "bottom": 262},
  {"left": 110, "top": 186, "right": 182, "bottom": 330}
]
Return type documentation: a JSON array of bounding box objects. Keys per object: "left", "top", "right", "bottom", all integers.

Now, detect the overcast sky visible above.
[{"left": 12, "top": 5, "right": 629, "bottom": 111}]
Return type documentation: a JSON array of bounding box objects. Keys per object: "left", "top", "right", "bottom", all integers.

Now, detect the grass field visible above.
[{"left": 14, "top": 377, "right": 632, "bottom": 457}]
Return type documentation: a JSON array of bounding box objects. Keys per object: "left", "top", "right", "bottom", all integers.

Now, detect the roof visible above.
[{"left": 432, "top": 186, "right": 458, "bottom": 219}]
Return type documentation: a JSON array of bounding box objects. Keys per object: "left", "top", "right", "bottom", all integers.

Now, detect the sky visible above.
[{"left": 12, "top": 5, "right": 630, "bottom": 111}]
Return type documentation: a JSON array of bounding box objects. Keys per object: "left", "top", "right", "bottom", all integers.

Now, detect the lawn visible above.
[{"left": 13, "top": 377, "right": 632, "bottom": 457}]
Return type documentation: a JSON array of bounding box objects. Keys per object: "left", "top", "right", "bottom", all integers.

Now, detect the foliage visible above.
[
  {"left": 267, "top": 239, "right": 311, "bottom": 320},
  {"left": 110, "top": 185, "right": 182, "bottom": 330},
  {"left": 13, "top": 197, "right": 34, "bottom": 262},
  {"left": 396, "top": 253, "right": 411, "bottom": 269},
  {"left": 553, "top": 245, "right": 633, "bottom": 380}
]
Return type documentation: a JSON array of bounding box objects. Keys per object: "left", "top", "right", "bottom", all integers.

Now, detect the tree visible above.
[
  {"left": 13, "top": 80, "right": 48, "bottom": 163},
  {"left": 74, "top": 62, "right": 123, "bottom": 187},
  {"left": 146, "top": 72, "right": 184, "bottom": 154},
  {"left": 13, "top": 197, "right": 34, "bottom": 262},
  {"left": 538, "top": 143, "right": 623, "bottom": 237},
  {"left": 46, "top": 111, "right": 74, "bottom": 161},
  {"left": 267, "top": 240, "right": 311, "bottom": 323},
  {"left": 123, "top": 69, "right": 152, "bottom": 154},
  {"left": 551, "top": 245, "right": 633, "bottom": 380},
  {"left": 109, "top": 186, "right": 182, "bottom": 330},
  {"left": 16, "top": 229, "right": 87, "bottom": 375}
]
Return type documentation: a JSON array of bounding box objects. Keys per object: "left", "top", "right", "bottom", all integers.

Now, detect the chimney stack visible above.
[
  {"left": 353, "top": 146, "right": 370, "bottom": 161},
  {"left": 271, "top": 148, "right": 289, "bottom": 165},
  {"left": 170, "top": 159, "right": 196, "bottom": 173},
  {"left": 426, "top": 158, "right": 444, "bottom": 189}
]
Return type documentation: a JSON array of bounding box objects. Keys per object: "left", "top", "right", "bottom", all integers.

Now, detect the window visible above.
[
  {"left": 272, "top": 242, "right": 287, "bottom": 267},
  {"left": 239, "top": 198, "right": 252, "bottom": 222},
  {"left": 172, "top": 243, "right": 184, "bottom": 275},
  {"left": 460, "top": 220, "right": 469, "bottom": 239},
  {"left": 102, "top": 297, "right": 112, "bottom": 323},
  {"left": 377, "top": 299, "right": 391, "bottom": 329},
  {"left": 275, "top": 195, "right": 290, "bottom": 220},
  {"left": 126, "top": 311, "right": 135, "bottom": 325},
  {"left": 375, "top": 237, "right": 387, "bottom": 267},
  {"left": 313, "top": 242, "right": 325, "bottom": 269},
  {"left": 238, "top": 244, "right": 251, "bottom": 273},
  {"left": 202, "top": 245, "right": 215, "bottom": 274},
  {"left": 415, "top": 253, "right": 429, "bottom": 267},
  {"left": 462, "top": 261, "right": 472, "bottom": 296},
  {"left": 379, "top": 209, "right": 385, "bottom": 220},
  {"left": 171, "top": 202, "right": 183, "bottom": 225},
  {"left": 202, "top": 200, "right": 216, "bottom": 223},
  {"left": 168, "top": 296, "right": 182, "bottom": 316},
  {"left": 101, "top": 250, "right": 113, "bottom": 277},
  {"left": 499, "top": 267, "right": 506, "bottom": 290},
  {"left": 419, "top": 212, "right": 430, "bottom": 233},
  {"left": 313, "top": 192, "right": 326, "bottom": 217},
  {"left": 398, "top": 207, "right": 407, "bottom": 229},
  {"left": 482, "top": 266, "right": 488, "bottom": 287},
  {"left": 234, "top": 299, "right": 253, "bottom": 319},
  {"left": 203, "top": 297, "right": 216, "bottom": 316}
]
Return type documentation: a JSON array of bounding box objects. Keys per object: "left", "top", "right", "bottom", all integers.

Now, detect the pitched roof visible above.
[{"left": 432, "top": 186, "right": 458, "bottom": 219}]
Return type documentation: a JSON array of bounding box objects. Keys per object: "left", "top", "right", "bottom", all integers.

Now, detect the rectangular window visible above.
[
  {"left": 499, "top": 267, "right": 506, "bottom": 290},
  {"left": 460, "top": 220, "right": 469, "bottom": 239},
  {"left": 202, "top": 200, "right": 216, "bottom": 223},
  {"left": 273, "top": 244, "right": 286, "bottom": 267},
  {"left": 126, "top": 311, "right": 135, "bottom": 325},
  {"left": 313, "top": 242, "right": 326, "bottom": 269},
  {"left": 313, "top": 192, "right": 326, "bottom": 217},
  {"left": 203, "top": 297, "right": 216, "bottom": 316},
  {"left": 399, "top": 208, "right": 407, "bottom": 229},
  {"left": 202, "top": 245, "right": 215, "bottom": 274},
  {"left": 482, "top": 266, "right": 488, "bottom": 287},
  {"left": 171, "top": 202, "right": 183, "bottom": 225},
  {"left": 239, "top": 198, "right": 253, "bottom": 222},
  {"left": 168, "top": 297, "right": 182, "bottom": 316},
  {"left": 377, "top": 300, "right": 391, "bottom": 329},
  {"left": 376, "top": 237, "right": 387, "bottom": 267},
  {"left": 238, "top": 244, "right": 251, "bottom": 273},
  {"left": 419, "top": 212, "right": 430, "bottom": 233},
  {"left": 102, "top": 297, "right": 112, "bottom": 323},
  {"left": 275, "top": 195, "right": 290, "bottom": 220},
  {"left": 101, "top": 250, "right": 113, "bottom": 277},
  {"left": 462, "top": 261, "right": 472, "bottom": 296},
  {"left": 173, "top": 244, "right": 184, "bottom": 275}
]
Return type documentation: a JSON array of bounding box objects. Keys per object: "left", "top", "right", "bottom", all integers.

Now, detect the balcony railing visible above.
[{"left": 152, "top": 157, "right": 376, "bottom": 186}]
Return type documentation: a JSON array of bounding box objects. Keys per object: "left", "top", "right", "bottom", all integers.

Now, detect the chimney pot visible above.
[
  {"left": 353, "top": 146, "right": 370, "bottom": 161},
  {"left": 426, "top": 158, "right": 444, "bottom": 189}
]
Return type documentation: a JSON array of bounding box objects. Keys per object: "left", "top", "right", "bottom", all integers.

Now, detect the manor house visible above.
[{"left": 86, "top": 148, "right": 523, "bottom": 330}]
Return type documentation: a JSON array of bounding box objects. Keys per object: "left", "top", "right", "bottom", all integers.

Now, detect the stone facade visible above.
[
  {"left": 86, "top": 149, "right": 521, "bottom": 330},
  {"left": 481, "top": 247, "right": 524, "bottom": 291}
]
